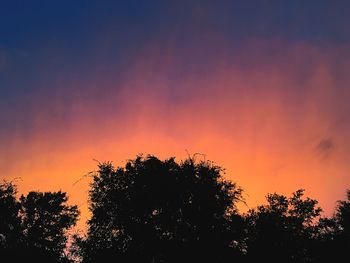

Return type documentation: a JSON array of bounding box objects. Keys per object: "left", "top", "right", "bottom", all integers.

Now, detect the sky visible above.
[{"left": 1, "top": 0, "right": 350, "bottom": 226}]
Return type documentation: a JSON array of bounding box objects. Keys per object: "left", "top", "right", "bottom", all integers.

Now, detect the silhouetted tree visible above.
[
  {"left": 0, "top": 182, "right": 22, "bottom": 249},
  {"left": 0, "top": 181, "right": 79, "bottom": 263},
  {"left": 334, "top": 190, "right": 350, "bottom": 236},
  {"left": 245, "top": 189, "right": 322, "bottom": 263},
  {"left": 3, "top": 156, "right": 350, "bottom": 263},
  {"left": 20, "top": 191, "right": 79, "bottom": 260},
  {"left": 313, "top": 189, "right": 350, "bottom": 262},
  {"left": 81, "top": 155, "right": 245, "bottom": 262}
]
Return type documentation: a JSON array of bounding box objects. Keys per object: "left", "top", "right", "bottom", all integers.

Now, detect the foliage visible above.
[
  {"left": 245, "top": 189, "right": 322, "bottom": 263},
  {"left": 0, "top": 181, "right": 79, "bottom": 262},
  {"left": 313, "top": 190, "right": 350, "bottom": 262},
  {"left": 0, "top": 182, "right": 22, "bottom": 248},
  {"left": 20, "top": 191, "right": 79, "bottom": 259},
  {"left": 1, "top": 155, "right": 350, "bottom": 263},
  {"left": 81, "top": 155, "right": 245, "bottom": 262}
]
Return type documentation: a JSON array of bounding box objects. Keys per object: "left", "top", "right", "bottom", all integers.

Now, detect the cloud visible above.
[{"left": 315, "top": 138, "right": 335, "bottom": 160}]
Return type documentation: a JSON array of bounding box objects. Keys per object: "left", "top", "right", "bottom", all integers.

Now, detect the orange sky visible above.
[{"left": 1, "top": 39, "right": 350, "bottom": 228}]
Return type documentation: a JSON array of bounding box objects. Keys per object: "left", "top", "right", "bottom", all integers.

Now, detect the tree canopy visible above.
[
  {"left": 245, "top": 190, "right": 322, "bottom": 263},
  {"left": 0, "top": 182, "right": 79, "bottom": 263},
  {"left": 81, "top": 155, "right": 245, "bottom": 262},
  {"left": 1, "top": 154, "right": 350, "bottom": 263},
  {"left": 0, "top": 182, "right": 22, "bottom": 249}
]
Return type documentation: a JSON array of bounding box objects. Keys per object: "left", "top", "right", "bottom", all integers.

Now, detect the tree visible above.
[
  {"left": 245, "top": 189, "right": 322, "bottom": 263},
  {"left": 0, "top": 182, "right": 22, "bottom": 249},
  {"left": 81, "top": 155, "right": 245, "bottom": 262},
  {"left": 0, "top": 182, "right": 79, "bottom": 262},
  {"left": 19, "top": 191, "right": 79, "bottom": 260},
  {"left": 314, "top": 189, "right": 350, "bottom": 262},
  {"left": 334, "top": 190, "right": 350, "bottom": 236}
]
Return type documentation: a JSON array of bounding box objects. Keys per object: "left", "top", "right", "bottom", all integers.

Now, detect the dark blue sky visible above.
[
  {"left": 1, "top": 0, "right": 349, "bottom": 88},
  {"left": 1, "top": 1, "right": 349, "bottom": 72},
  {"left": 1, "top": 0, "right": 349, "bottom": 114}
]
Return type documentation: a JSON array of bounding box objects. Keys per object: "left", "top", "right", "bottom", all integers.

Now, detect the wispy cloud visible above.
[{"left": 315, "top": 138, "right": 335, "bottom": 160}]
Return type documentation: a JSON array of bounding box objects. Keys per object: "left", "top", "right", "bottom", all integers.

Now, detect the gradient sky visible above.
[{"left": 1, "top": 0, "right": 350, "bottom": 226}]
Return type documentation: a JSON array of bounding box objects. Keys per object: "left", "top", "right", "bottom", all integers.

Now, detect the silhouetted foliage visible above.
[
  {"left": 80, "top": 155, "right": 245, "bottom": 262},
  {"left": 20, "top": 191, "right": 79, "bottom": 260},
  {"left": 0, "top": 182, "right": 22, "bottom": 249},
  {"left": 1, "top": 155, "right": 350, "bottom": 263},
  {"left": 331, "top": 190, "right": 350, "bottom": 260},
  {"left": 313, "top": 190, "right": 350, "bottom": 262},
  {"left": 245, "top": 190, "right": 322, "bottom": 263},
  {"left": 334, "top": 190, "right": 350, "bottom": 235},
  {"left": 0, "top": 182, "right": 79, "bottom": 263}
]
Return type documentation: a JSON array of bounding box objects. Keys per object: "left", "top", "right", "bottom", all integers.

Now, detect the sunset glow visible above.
[{"left": 1, "top": 1, "right": 350, "bottom": 228}]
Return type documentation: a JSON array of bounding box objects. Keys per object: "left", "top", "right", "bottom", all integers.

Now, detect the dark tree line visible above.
[{"left": 1, "top": 155, "right": 350, "bottom": 262}]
